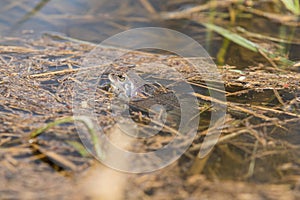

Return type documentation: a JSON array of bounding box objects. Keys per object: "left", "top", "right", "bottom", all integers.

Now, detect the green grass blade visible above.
[
  {"left": 201, "top": 23, "right": 295, "bottom": 67},
  {"left": 281, "top": 0, "right": 300, "bottom": 15},
  {"left": 202, "top": 23, "right": 260, "bottom": 52}
]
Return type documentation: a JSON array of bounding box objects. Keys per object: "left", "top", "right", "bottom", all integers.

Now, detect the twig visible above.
[
  {"left": 188, "top": 81, "right": 228, "bottom": 94},
  {"left": 161, "top": 0, "right": 237, "bottom": 19},
  {"left": 251, "top": 104, "right": 300, "bottom": 118},
  {"left": 273, "top": 89, "right": 285, "bottom": 106},
  {"left": 237, "top": 4, "right": 300, "bottom": 26},
  {"left": 31, "top": 143, "right": 77, "bottom": 171},
  {"left": 190, "top": 128, "right": 250, "bottom": 152},
  {"left": 28, "top": 64, "right": 109, "bottom": 78},
  {"left": 258, "top": 48, "right": 278, "bottom": 68},
  {"left": 193, "top": 92, "right": 274, "bottom": 121},
  {"left": 29, "top": 68, "right": 80, "bottom": 78},
  {"left": 236, "top": 26, "right": 300, "bottom": 45},
  {"left": 139, "top": 0, "right": 157, "bottom": 14},
  {"left": 246, "top": 140, "right": 259, "bottom": 178}
]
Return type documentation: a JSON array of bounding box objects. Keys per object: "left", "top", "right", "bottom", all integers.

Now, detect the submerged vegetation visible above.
[
  {"left": 161, "top": 0, "right": 300, "bottom": 69},
  {"left": 281, "top": 0, "right": 300, "bottom": 15}
]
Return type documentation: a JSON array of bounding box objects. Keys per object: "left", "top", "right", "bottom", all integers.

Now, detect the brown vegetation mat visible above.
[{"left": 0, "top": 35, "right": 299, "bottom": 199}]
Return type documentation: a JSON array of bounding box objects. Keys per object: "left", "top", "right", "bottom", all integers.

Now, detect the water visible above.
[{"left": 1, "top": 0, "right": 299, "bottom": 66}]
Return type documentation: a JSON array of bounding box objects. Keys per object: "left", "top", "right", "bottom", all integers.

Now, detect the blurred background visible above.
[{"left": 1, "top": 0, "right": 299, "bottom": 68}]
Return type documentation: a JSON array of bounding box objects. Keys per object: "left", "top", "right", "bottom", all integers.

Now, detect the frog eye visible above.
[{"left": 117, "top": 75, "right": 126, "bottom": 82}]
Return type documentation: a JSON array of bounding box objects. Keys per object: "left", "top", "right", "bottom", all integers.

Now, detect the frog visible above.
[
  {"left": 108, "top": 70, "right": 167, "bottom": 100},
  {"left": 108, "top": 71, "right": 180, "bottom": 113},
  {"left": 108, "top": 70, "right": 182, "bottom": 130}
]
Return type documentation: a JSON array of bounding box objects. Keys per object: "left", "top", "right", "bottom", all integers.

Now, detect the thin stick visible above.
[
  {"left": 273, "top": 89, "right": 285, "bottom": 106},
  {"left": 28, "top": 63, "right": 109, "bottom": 78},
  {"left": 236, "top": 26, "right": 300, "bottom": 45},
  {"left": 246, "top": 140, "right": 259, "bottom": 178},
  {"left": 258, "top": 48, "right": 277, "bottom": 68},
  {"left": 237, "top": 4, "right": 300, "bottom": 26},
  {"left": 161, "top": 0, "right": 236, "bottom": 19},
  {"left": 193, "top": 92, "right": 274, "bottom": 121},
  {"left": 139, "top": 0, "right": 157, "bottom": 14},
  {"left": 188, "top": 81, "right": 228, "bottom": 94},
  {"left": 251, "top": 104, "right": 300, "bottom": 118},
  {"left": 31, "top": 143, "right": 77, "bottom": 171},
  {"left": 29, "top": 68, "right": 80, "bottom": 78},
  {"left": 190, "top": 126, "right": 250, "bottom": 152}
]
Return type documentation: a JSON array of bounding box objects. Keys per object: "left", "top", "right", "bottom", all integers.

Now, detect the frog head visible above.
[{"left": 108, "top": 71, "right": 146, "bottom": 99}]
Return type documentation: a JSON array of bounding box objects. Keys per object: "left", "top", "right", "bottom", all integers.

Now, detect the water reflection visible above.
[
  {"left": 1, "top": 0, "right": 299, "bottom": 67},
  {"left": 0, "top": 0, "right": 158, "bottom": 41}
]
